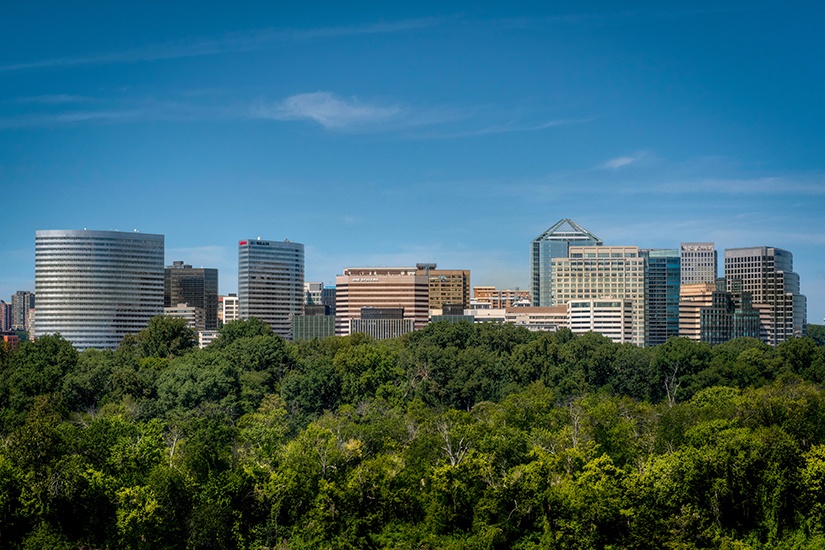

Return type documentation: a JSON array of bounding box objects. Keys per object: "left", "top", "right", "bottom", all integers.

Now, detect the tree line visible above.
[{"left": 1, "top": 317, "right": 824, "bottom": 549}]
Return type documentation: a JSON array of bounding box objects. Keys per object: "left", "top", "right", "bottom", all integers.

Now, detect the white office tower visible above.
[
  {"left": 35, "top": 229, "right": 164, "bottom": 350},
  {"left": 238, "top": 238, "right": 304, "bottom": 339}
]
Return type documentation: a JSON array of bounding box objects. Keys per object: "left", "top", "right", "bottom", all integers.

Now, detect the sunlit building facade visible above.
[
  {"left": 530, "top": 219, "right": 602, "bottom": 306},
  {"left": 552, "top": 245, "right": 646, "bottom": 346},
  {"left": 34, "top": 229, "right": 164, "bottom": 350},
  {"left": 238, "top": 238, "right": 304, "bottom": 339},
  {"left": 724, "top": 246, "right": 806, "bottom": 345}
]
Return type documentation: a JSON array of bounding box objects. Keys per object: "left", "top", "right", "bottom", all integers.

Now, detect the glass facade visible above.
[
  {"left": 164, "top": 262, "right": 219, "bottom": 330},
  {"left": 530, "top": 219, "right": 601, "bottom": 307},
  {"left": 34, "top": 229, "right": 164, "bottom": 350},
  {"left": 642, "top": 249, "right": 681, "bottom": 347},
  {"left": 238, "top": 238, "right": 304, "bottom": 339}
]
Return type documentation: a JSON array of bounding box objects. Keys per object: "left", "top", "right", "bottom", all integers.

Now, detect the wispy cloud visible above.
[
  {"left": 253, "top": 92, "right": 401, "bottom": 129},
  {"left": 13, "top": 94, "right": 96, "bottom": 105},
  {"left": 0, "top": 18, "right": 446, "bottom": 73},
  {"left": 601, "top": 151, "right": 649, "bottom": 169},
  {"left": 649, "top": 175, "right": 825, "bottom": 196},
  {"left": 604, "top": 156, "right": 635, "bottom": 169}
]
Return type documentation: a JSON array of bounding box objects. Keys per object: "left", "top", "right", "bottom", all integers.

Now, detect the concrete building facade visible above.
[
  {"left": 473, "top": 286, "right": 531, "bottom": 309},
  {"left": 11, "top": 291, "right": 35, "bottom": 331},
  {"left": 416, "top": 263, "right": 471, "bottom": 310},
  {"left": 680, "top": 242, "right": 717, "bottom": 285},
  {"left": 551, "top": 245, "right": 647, "bottom": 346},
  {"left": 335, "top": 267, "right": 429, "bottom": 337},
  {"left": 568, "top": 299, "right": 634, "bottom": 343}
]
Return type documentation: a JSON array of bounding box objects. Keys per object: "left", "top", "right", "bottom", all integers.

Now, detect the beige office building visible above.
[
  {"left": 335, "top": 267, "right": 429, "bottom": 336},
  {"left": 552, "top": 245, "right": 646, "bottom": 346},
  {"left": 679, "top": 283, "right": 716, "bottom": 340},
  {"left": 416, "top": 264, "right": 471, "bottom": 310},
  {"left": 473, "top": 286, "right": 531, "bottom": 308}
]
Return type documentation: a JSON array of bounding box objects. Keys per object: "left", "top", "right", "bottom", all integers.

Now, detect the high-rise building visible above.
[
  {"left": 11, "top": 291, "right": 35, "bottom": 330},
  {"left": 335, "top": 267, "right": 429, "bottom": 337},
  {"left": 552, "top": 245, "right": 647, "bottom": 346},
  {"left": 238, "top": 238, "right": 304, "bottom": 339},
  {"left": 322, "top": 286, "right": 337, "bottom": 317},
  {"left": 724, "top": 246, "right": 807, "bottom": 345},
  {"left": 34, "top": 229, "right": 164, "bottom": 350},
  {"left": 680, "top": 242, "right": 717, "bottom": 285},
  {"left": 679, "top": 280, "right": 760, "bottom": 344},
  {"left": 530, "top": 219, "right": 602, "bottom": 306},
  {"left": 642, "top": 249, "right": 681, "bottom": 346},
  {"left": 679, "top": 283, "right": 717, "bottom": 341},
  {"left": 0, "top": 300, "right": 12, "bottom": 332},
  {"left": 164, "top": 261, "right": 219, "bottom": 330},
  {"left": 416, "top": 263, "right": 471, "bottom": 310}
]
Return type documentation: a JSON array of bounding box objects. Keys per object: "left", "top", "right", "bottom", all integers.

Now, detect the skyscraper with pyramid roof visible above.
[{"left": 530, "top": 219, "right": 602, "bottom": 306}]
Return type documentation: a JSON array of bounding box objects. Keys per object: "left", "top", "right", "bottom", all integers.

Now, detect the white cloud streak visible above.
[
  {"left": 0, "top": 18, "right": 446, "bottom": 73},
  {"left": 254, "top": 92, "right": 401, "bottom": 129}
]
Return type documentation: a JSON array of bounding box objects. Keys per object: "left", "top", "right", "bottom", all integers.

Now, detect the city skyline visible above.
[{"left": 1, "top": 3, "right": 823, "bottom": 323}]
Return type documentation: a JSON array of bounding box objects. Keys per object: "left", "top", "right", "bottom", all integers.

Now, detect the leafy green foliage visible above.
[{"left": 1, "top": 324, "right": 825, "bottom": 548}]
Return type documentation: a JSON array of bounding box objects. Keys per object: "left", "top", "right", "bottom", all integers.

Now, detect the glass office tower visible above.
[
  {"left": 238, "top": 238, "right": 304, "bottom": 339},
  {"left": 530, "top": 219, "right": 601, "bottom": 306}
]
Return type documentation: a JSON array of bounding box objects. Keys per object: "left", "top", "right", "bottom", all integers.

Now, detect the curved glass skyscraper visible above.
[{"left": 35, "top": 229, "right": 164, "bottom": 350}]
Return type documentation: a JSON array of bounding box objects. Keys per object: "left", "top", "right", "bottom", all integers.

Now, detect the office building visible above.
[
  {"left": 238, "top": 238, "right": 304, "bottom": 339},
  {"left": 473, "top": 286, "right": 531, "bottom": 309},
  {"left": 163, "top": 303, "right": 206, "bottom": 331},
  {"left": 322, "top": 286, "right": 337, "bottom": 317},
  {"left": 530, "top": 219, "right": 602, "bottom": 306},
  {"left": 34, "top": 229, "right": 164, "bottom": 350},
  {"left": 219, "top": 294, "right": 239, "bottom": 325},
  {"left": 335, "top": 267, "right": 429, "bottom": 337},
  {"left": 681, "top": 242, "right": 717, "bottom": 285},
  {"left": 679, "top": 280, "right": 760, "bottom": 344},
  {"left": 11, "top": 291, "right": 35, "bottom": 330},
  {"left": 552, "top": 245, "right": 647, "bottom": 346},
  {"left": 642, "top": 249, "right": 681, "bottom": 346},
  {"left": 569, "top": 299, "right": 634, "bottom": 343},
  {"left": 724, "top": 246, "right": 807, "bottom": 345},
  {"left": 198, "top": 330, "right": 219, "bottom": 349},
  {"left": 304, "top": 281, "right": 324, "bottom": 306},
  {"left": 0, "top": 300, "right": 11, "bottom": 332},
  {"left": 164, "top": 261, "right": 219, "bottom": 330},
  {"left": 350, "top": 307, "right": 416, "bottom": 340},
  {"left": 293, "top": 304, "right": 336, "bottom": 340},
  {"left": 679, "top": 283, "right": 717, "bottom": 341},
  {"left": 505, "top": 305, "right": 568, "bottom": 332},
  {"left": 416, "top": 263, "right": 471, "bottom": 310}
]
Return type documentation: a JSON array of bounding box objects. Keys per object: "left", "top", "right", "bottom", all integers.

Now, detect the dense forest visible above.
[{"left": 2, "top": 318, "right": 825, "bottom": 549}]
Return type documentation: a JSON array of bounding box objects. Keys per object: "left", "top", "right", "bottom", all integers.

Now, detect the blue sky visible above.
[{"left": 1, "top": 2, "right": 824, "bottom": 324}]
